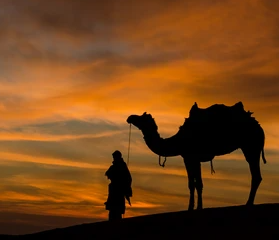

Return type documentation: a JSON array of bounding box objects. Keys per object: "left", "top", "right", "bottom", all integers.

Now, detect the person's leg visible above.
[
  {"left": 116, "top": 212, "right": 122, "bottom": 220},
  {"left": 108, "top": 210, "right": 122, "bottom": 221},
  {"left": 108, "top": 210, "right": 114, "bottom": 221}
]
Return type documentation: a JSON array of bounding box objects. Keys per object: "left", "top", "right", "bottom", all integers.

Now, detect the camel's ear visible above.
[
  {"left": 247, "top": 111, "right": 254, "bottom": 116},
  {"left": 143, "top": 112, "right": 147, "bottom": 115},
  {"left": 194, "top": 102, "right": 198, "bottom": 107}
]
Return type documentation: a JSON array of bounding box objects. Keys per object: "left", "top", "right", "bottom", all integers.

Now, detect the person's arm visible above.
[
  {"left": 124, "top": 164, "right": 133, "bottom": 197},
  {"left": 105, "top": 165, "right": 113, "bottom": 179}
]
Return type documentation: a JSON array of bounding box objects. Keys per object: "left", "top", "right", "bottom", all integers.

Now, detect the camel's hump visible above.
[{"left": 189, "top": 101, "right": 245, "bottom": 118}]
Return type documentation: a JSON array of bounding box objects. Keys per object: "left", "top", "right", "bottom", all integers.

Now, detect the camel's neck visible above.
[{"left": 140, "top": 128, "right": 181, "bottom": 157}]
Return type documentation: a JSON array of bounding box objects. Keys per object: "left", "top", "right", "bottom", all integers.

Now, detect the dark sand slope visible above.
[{"left": 3, "top": 204, "right": 279, "bottom": 240}]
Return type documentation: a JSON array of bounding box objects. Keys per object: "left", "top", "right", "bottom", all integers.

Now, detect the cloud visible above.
[
  {"left": 0, "top": 0, "right": 278, "bottom": 127},
  {"left": 9, "top": 119, "right": 121, "bottom": 136},
  {"left": 0, "top": 160, "right": 109, "bottom": 226}
]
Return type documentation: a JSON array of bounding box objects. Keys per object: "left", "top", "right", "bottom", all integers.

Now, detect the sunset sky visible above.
[{"left": 1, "top": 0, "right": 279, "bottom": 235}]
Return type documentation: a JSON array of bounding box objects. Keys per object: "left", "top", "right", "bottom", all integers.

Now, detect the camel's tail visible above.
[
  {"left": 262, "top": 147, "right": 267, "bottom": 164},
  {"left": 262, "top": 131, "right": 267, "bottom": 164}
]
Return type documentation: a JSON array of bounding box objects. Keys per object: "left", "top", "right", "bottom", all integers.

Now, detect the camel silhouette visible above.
[{"left": 127, "top": 102, "right": 267, "bottom": 210}]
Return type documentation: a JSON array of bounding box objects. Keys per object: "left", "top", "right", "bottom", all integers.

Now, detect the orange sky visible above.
[{"left": 0, "top": 0, "right": 279, "bottom": 235}]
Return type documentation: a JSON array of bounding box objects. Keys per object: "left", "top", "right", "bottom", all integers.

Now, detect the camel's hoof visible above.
[
  {"left": 245, "top": 204, "right": 254, "bottom": 208},
  {"left": 245, "top": 201, "right": 254, "bottom": 206}
]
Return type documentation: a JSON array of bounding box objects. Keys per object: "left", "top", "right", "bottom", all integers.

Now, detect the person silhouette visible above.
[{"left": 104, "top": 150, "right": 132, "bottom": 221}]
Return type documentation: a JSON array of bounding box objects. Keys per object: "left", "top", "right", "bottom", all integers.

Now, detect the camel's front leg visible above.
[
  {"left": 185, "top": 161, "right": 203, "bottom": 210},
  {"left": 188, "top": 174, "right": 195, "bottom": 211},
  {"left": 195, "top": 162, "right": 203, "bottom": 210}
]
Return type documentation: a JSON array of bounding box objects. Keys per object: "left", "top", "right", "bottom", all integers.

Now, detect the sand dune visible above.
[{"left": 2, "top": 203, "right": 279, "bottom": 240}]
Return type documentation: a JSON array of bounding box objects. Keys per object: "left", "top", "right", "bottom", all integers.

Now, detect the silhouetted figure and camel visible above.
[
  {"left": 127, "top": 101, "right": 267, "bottom": 211},
  {"left": 105, "top": 150, "right": 132, "bottom": 221}
]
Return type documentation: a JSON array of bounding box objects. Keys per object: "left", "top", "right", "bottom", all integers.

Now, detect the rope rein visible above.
[
  {"left": 123, "top": 124, "right": 132, "bottom": 219},
  {"left": 127, "top": 123, "right": 132, "bottom": 167}
]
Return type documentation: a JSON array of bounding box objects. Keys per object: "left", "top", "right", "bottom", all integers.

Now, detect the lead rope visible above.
[
  {"left": 127, "top": 123, "right": 132, "bottom": 167},
  {"left": 123, "top": 123, "right": 132, "bottom": 219}
]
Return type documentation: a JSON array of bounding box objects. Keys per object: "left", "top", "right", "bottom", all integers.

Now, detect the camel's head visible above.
[{"left": 127, "top": 112, "right": 158, "bottom": 131}]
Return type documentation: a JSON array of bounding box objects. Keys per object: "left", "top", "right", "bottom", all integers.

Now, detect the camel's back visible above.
[
  {"left": 186, "top": 101, "right": 261, "bottom": 128},
  {"left": 179, "top": 102, "right": 262, "bottom": 154},
  {"left": 189, "top": 101, "right": 245, "bottom": 122}
]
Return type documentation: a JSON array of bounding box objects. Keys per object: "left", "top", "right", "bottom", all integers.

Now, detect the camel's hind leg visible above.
[{"left": 242, "top": 149, "right": 262, "bottom": 206}]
